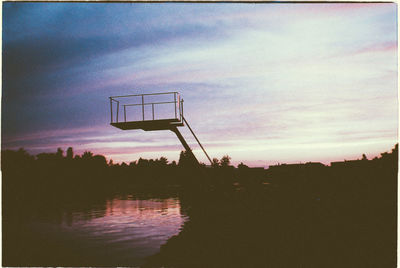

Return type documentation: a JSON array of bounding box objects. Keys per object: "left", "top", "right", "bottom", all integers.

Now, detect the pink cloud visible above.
[
  {"left": 355, "top": 41, "right": 397, "bottom": 55},
  {"left": 2, "top": 124, "right": 107, "bottom": 143},
  {"left": 300, "top": 3, "right": 393, "bottom": 15}
]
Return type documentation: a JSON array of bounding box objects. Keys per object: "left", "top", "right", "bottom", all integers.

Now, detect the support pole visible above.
[
  {"left": 142, "top": 95, "right": 145, "bottom": 121},
  {"left": 183, "top": 116, "right": 213, "bottom": 165},
  {"left": 174, "top": 93, "right": 177, "bottom": 118},
  {"left": 116, "top": 101, "right": 119, "bottom": 123},
  {"left": 110, "top": 98, "right": 113, "bottom": 123},
  {"left": 170, "top": 126, "right": 200, "bottom": 166},
  {"left": 180, "top": 99, "right": 184, "bottom": 121}
]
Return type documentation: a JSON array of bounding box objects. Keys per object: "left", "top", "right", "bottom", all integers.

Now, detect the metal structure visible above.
[{"left": 109, "top": 92, "right": 212, "bottom": 166}]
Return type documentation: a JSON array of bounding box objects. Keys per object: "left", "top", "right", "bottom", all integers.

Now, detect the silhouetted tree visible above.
[
  {"left": 178, "top": 151, "right": 192, "bottom": 167},
  {"left": 56, "top": 148, "right": 64, "bottom": 158},
  {"left": 138, "top": 157, "right": 150, "bottom": 168},
  {"left": 220, "top": 155, "right": 231, "bottom": 167},
  {"left": 211, "top": 158, "right": 220, "bottom": 168},
  {"left": 66, "top": 147, "right": 74, "bottom": 159},
  {"left": 392, "top": 144, "right": 398, "bottom": 155},
  {"left": 2, "top": 148, "right": 34, "bottom": 168},
  {"left": 238, "top": 162, "right": 249, "bottom": 169},
  {"left": 82, "top": 151, "right": 94, "bottom": 160},
  {"left": 157, "top": 157, "right": 169, "bottom": 166},
  {"left": 93, "top": 155, "right": 107, "bottom": 166}
]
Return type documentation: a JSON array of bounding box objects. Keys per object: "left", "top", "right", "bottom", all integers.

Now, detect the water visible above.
[{"left": 25, "top": 195, "right": 187, "bottom": 266}]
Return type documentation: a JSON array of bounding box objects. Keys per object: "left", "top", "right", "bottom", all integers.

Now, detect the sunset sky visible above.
[{"left": 2, "top": 3, "right": 398, "bottom": 167}]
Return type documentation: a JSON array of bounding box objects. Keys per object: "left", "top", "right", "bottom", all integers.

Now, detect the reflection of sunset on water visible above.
[
  {"left": 105, "top": 198, "right": 181, "bottom": 219},
  {"left": 55, "top": 197, "right": 187, "bottom": 264}
]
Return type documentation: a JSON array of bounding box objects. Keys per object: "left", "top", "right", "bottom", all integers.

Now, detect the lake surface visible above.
[{"left": 26, "top": 195, "right": 187, "bottom": 266}]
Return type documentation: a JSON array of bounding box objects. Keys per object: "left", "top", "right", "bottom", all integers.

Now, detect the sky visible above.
[{"left": 2, "top": 3, "right": 398, "bottom": 167}]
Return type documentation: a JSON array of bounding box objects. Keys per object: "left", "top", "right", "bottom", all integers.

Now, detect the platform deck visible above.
[{"left": 110, "top": 118, "right": 184, "bottom": 131}]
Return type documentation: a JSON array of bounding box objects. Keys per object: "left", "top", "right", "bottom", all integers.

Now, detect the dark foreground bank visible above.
[
  {"left": 2, "top": 145, "right": 398, "bottom": 267},
  {"left": 146, "top": 146, "right": 397, "bottom": 268}
]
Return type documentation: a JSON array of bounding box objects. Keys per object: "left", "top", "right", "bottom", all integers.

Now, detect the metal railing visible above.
[{"left": 109, "top": 92, "right": 183, "bottom": 123}]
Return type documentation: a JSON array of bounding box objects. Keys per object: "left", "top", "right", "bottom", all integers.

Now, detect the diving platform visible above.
[
  {"left": 109, "top": 92, "right": 212, "bottom": 166},
  {"left": 109, "top": 92, "right": 184, "bottom": 131}
]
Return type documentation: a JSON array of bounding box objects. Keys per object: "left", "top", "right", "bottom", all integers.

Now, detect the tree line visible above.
[{"left": 2, "top": 147, "right": 236, "bottom": 169}]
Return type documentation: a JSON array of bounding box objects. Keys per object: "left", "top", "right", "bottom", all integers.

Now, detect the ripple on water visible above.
[{"left": 30, "top": 197, "right": 187, "bottom": 265}]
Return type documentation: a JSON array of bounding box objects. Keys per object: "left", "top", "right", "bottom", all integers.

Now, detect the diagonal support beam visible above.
[
  {"left": 170, "top": 126, "right": 200, "bottom": 166},
  {"left": 182, "top": 116, "right": 213, "bottom": 165}
]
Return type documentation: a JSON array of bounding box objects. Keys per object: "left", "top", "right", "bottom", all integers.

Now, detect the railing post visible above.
[
  {"left": 152, "top": 103, "right": 155, "bottom": 120},
  {"left": 174, "top": 93, "right": 177, "bottom": 119},
  {"left": 181, "top": 99, "right": 184, "bottom": 119},
  {"left": 116, "top": 101, "right": 119, "bottom": 123},
  {"left": 110, "top": 97, "right": 113, "bottom": 123},
  {"left": 179, "top": 99, "right": 182, "bottom": 121},
  {"left": 124, "top": 105, "right": 126, "bottom": 122},
  {"left": 142, "top": 95, "right": 145, "bottom": 121}
]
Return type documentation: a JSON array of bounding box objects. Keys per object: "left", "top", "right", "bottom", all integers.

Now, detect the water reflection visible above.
[{"left": 31, "top": 197, "right": 187, "bottom": 266}]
